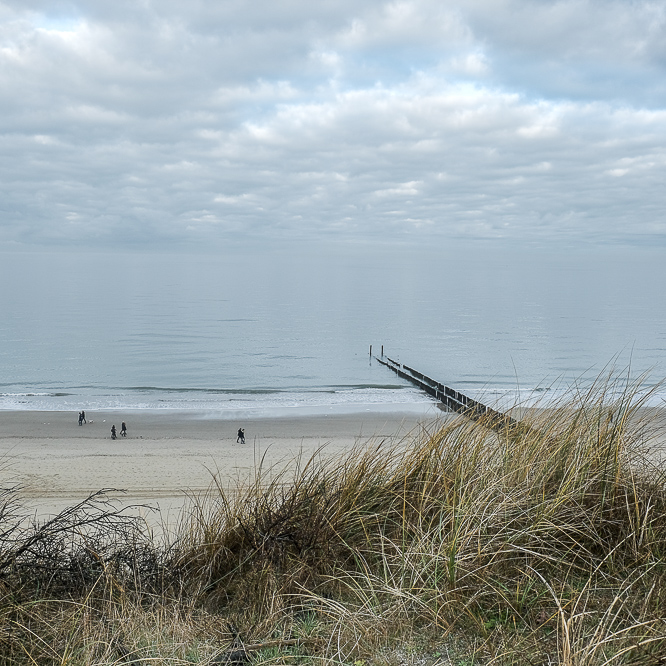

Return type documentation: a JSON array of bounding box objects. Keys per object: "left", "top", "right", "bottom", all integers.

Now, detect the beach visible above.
[
  {"left": 0, "top": 409, "right": 447, "bottom": 527},
  {"left": 3, "top": 404, "right": 665, "bottom": 530},
  {"left": 3, "top": 404, "right": 666, "bottom": 663}
]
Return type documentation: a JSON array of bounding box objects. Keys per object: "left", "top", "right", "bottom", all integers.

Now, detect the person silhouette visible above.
[
  {"left": 120, "top": 422, "right": 127, "bottom": 437},
  {"left": 236, "top": 427, "right": 245, "bottom": 444},
  {"left": 81, "top": 410, "right": 86, "bottom": 424},
  {"left": 78, "top": 412, "right": 83, "bottom": 426},
  {"left": 111, "top": 424, "right": 117, "bottom": 440}
]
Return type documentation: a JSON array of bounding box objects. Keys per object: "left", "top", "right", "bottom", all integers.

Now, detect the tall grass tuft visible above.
[{"left": 2, "top": 375, "right": 666, "bottom": 664}]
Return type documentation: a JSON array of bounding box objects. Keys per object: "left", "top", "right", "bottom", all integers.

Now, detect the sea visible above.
[{"left": 2, "top": 241, "right": 665, "bottom": 418}]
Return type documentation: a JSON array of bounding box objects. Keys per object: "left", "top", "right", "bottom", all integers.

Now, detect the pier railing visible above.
[{"left": 374, "top": 353, "right": 517, "bottom": 429}]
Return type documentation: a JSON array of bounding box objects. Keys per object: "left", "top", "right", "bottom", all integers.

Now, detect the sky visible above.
[{"left": 1, "top": 0, "right": 665, "bottom": 251}]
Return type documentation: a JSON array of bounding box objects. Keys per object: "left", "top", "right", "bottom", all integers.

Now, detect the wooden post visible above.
[
  {"left": 381, "top": 345, "right": 384, "bottom": 356},
  {"left": 374, "top": 357, "right": 518, "bottom": 429},
  {"left": 369, "top": 345, "right": 372, "bottom": 357}
]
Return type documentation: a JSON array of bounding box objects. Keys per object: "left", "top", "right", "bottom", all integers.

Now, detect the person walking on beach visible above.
[
  {"left": 236, "top": 427, "right": 245, "bottom": 444},
  {"left": 120, "top": 422, "right": 127, "bottom": 437},
  {"left": 78, "top": 412, "right": 83, "bottom": 426},
  {"left": 111, "top": 424, "right": 117, "bottom": 440},
  {"left": 81, "top": 410, "right": 86, "bottom": 424}
]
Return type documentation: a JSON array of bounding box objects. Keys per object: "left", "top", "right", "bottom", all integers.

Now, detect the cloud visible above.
[
  {"left": 463, "top": 0, "right": 666, "bottom": 105},
  {"left": 0, "top": 0, "right": 664, "bottom": 249}
]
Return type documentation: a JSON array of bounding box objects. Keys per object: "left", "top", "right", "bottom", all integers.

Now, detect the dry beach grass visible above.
[{"left": 1, "top": 376, "right": 666, "bottom": 664}]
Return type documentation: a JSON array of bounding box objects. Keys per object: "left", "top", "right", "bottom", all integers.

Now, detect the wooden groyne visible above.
[{"left": 373, "top": 352, "right": 518, "bottom": 429}]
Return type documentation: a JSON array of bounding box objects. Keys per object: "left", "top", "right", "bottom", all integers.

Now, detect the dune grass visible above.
[{"left": 2, "top": 376, "right": 666, "bottom": 664}]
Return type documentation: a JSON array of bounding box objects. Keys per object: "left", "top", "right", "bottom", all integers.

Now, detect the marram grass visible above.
[{"left": 2, "top": 376, "right": 666, "bottom": 665}]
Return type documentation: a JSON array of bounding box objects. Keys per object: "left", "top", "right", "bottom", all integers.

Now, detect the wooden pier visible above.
[{"left": 373, "top": 352, "right": 518, "bottom": 429}]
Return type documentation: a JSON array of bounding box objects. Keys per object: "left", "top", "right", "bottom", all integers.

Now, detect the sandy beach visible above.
[
  {"left": 0, "top": 409, "right": 448, "bottom": 526},
  {"left": 3, "top": 405, "right": 665, "bottom": 530}
]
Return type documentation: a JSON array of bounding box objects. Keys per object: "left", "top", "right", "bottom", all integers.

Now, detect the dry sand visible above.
[
  {"left": 4, "top": 405, "right": 664, "bottom": 530},
  {"left": 0, "top": 409, "right": 448, "bottom": 526}
]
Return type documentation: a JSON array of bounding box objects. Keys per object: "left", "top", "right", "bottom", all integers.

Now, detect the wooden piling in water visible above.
[{"left": 374, "top": 352, "right": 517, "bottom": 430}]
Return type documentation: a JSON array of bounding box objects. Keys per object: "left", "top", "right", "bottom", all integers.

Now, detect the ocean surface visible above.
[{"left": 2, "top": 242, "right": 665, "bottom": 417}]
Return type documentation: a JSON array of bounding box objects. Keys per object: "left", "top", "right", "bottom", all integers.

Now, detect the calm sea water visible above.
[{"left": 2, "top": 242, "right": 665, "bottom": 416}]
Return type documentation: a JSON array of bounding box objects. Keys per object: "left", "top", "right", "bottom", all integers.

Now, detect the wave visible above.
[
  {"left": 0, "top": 392, "right": 74, "bottom": 397},
  {"left": 0, "top": 384, "right": 437, "bottom": 415},
  {"left": 3, "top": 382, "right": 664, "bottom": 415},
  {"left": 96, "top": 384, "right": 406, "bottom": 395}
]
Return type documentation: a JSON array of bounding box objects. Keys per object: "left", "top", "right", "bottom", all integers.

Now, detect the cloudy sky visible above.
[{"left": 1, "top": 0, "right": 665, "bottom": 251}]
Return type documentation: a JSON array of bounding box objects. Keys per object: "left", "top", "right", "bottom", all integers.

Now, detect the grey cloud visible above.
[
  {"left": 462, "top": 0, "right": 666, "bottom": 105},
  {"left": 209, "top": 88, "right": 666, "bottom": 240},
  {"left": 0, "top": 0, "right": 665, "bottom": 249}
]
